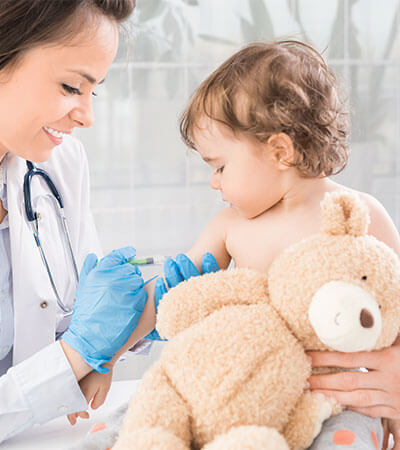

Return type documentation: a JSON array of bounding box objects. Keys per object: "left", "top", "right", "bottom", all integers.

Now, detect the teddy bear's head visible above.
[{"left": 268, "top": 191, "right": 400, "bottom": 352}]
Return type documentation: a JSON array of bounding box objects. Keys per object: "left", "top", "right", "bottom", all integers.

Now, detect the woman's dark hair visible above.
[{"left": 0, "top": 0, "right": 135, "bottom": 71}]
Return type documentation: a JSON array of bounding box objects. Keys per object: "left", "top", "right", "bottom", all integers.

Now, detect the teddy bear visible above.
[{"left": 112, "top": 191, "right": 400, "bottom": 450}]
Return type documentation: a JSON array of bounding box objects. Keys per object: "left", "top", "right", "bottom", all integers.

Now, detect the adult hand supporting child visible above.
[{"left": 309, "top": 342, "right": 400, "bottom": 449}]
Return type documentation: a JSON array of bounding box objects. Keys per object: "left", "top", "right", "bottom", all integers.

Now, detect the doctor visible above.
[
  {"left": 0, "top": 0, "right": 174, "bottom": 443},
  {"left": 0, "top": 0, "right": 217, "bottom": 442}
]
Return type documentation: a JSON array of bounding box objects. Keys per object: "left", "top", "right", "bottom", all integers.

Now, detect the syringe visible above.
[{"left": 127, "top": 255, "right": 170, "bottom": 266}]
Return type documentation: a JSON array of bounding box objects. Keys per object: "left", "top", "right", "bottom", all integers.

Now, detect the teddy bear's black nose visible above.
[{"left": 360, "top": 309, "right": 374, "bottom": 328}]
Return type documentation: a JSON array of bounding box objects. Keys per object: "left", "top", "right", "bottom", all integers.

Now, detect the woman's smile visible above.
[{"left": 43, "top": 126, "right": 71, "bottom": 146}]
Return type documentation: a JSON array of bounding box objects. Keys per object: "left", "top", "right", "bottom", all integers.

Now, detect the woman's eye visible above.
[
  {"left": 216, "top": 166, "right": 224, "bottom": 174},
  {"left": 62, "top": 84, "right": 82, "bottom": 95}
]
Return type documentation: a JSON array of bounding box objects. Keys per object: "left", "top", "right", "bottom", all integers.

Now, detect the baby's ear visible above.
[
  {"left": 266, "top": 133, "right": 296, "bottom": 168},
  {"left": 321, "top": 191, "right": 370, "bottom": 237}
]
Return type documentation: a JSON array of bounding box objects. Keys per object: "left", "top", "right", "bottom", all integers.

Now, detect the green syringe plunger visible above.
[{"left": 127, "top": 255, "right": 170, "bottom": 266}]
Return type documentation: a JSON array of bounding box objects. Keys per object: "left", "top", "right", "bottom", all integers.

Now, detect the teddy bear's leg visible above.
[
  {"left": 112, "top": 362, "right": 191, "bottom": 450},
  {"left": 283, "top": 391, "right": 342, "bottom": 450},
  {"left": 113, "top": 427, "right": 188, "bottom": 450},
  {"left": 202, "top": 426, "right": 289, "bottom": 450}
]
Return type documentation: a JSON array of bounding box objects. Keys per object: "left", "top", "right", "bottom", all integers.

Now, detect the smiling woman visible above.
[
  {"left": 0, "top": 2, "right": 122, "bottom": 163},
  {"left": 0, "top": 0, "right": 167, "bottom": 445},
  {"left": 0, "top": 29, "right": 117, "bottom": 161}
]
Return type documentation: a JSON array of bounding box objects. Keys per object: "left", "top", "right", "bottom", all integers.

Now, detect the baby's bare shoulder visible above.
[{"left": 209, "top": 205, "right": 244, "bottom": 229}]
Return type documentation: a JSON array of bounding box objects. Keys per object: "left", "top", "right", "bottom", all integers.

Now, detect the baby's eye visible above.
[
  {"left": 361, "top": 275, "right": 368, "bottom": 281},
  {"left": 215, "top": 166, "right": 224, "bottom": 174}
]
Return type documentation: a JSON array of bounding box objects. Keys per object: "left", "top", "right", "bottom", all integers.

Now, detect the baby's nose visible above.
[{"left": 210, "top": 176, "right": 221, "bottom": 190}]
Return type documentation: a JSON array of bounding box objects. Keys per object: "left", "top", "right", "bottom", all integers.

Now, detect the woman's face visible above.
[{"left": 0, "top": 16, "right": 119, "bottom": 162}]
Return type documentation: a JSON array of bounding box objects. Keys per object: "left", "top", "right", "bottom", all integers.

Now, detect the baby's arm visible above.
[
  {"left": 109, "top": 207, "right": 233, "bottom": 360},
  {"left": 67, "top": 364, "right": 113, "bottom": 425},
  {"left": 66, "top": 278, "right": 162, "bottom": 423},
  {"left": 67, "top": 209, "right": 233, "bottom": 420},
  {"left": 184, "top": 206, "right": 233, "bottom": 271}
]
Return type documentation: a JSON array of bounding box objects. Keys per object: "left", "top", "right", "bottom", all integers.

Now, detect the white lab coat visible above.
[{"left": 0, "top": 135, "right": 102, "bottom": 442}]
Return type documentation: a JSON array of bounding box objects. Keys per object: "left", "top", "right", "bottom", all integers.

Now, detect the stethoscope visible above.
[{"left": 23, "top": 161, "right": 79, "bottom": 316}]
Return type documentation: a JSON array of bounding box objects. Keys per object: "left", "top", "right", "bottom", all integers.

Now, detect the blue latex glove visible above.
[
  {"left": 62, "top": 247, "right": 148, "bottom": 373},
  {"left": 145, "top": 252, "right": 219, "bottom": 340}
]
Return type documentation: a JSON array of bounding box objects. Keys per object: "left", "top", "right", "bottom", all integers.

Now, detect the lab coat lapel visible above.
[{"left": 7, "top": 154, "right": 58, "bottom": 365}]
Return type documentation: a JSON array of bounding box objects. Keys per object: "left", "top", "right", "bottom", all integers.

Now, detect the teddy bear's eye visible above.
[{"left": 361, "top": 275, "right": 368, "bottom": 281}]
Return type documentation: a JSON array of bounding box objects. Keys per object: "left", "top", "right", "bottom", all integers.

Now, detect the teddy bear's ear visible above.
[{"left": 321, "top": 191, "right": 370, "bottom": 236}]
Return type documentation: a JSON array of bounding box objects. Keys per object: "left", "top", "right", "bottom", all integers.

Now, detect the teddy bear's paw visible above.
[
  {"left": 284, "top": 391, "right": 340, "bottom": 450},
  {"left": 112, "top": 426, "right": 189, "bottom": 450},
  {"left": 309, "top": 394, "right": 340, "bottom": 438},
  {"left": 330, "top": 397, "right": 343, "bottom": 416},
  {"left": 202, "top": 426, "right": 289, "bottom": 450}
]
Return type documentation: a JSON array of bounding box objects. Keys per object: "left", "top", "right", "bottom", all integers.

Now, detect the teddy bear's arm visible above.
[
  {"left": 283, "top": 391, "right": 342, "bottom": 450},
  {"left": 113, "top": 362, "right": 191, "bottom": 450},
  {"left": 156, "top": 268, "right": 269, "bottom": 339}
]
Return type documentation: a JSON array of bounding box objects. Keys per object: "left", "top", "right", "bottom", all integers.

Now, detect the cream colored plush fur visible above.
[{"left": 113, "top": 192, "right": 400, "bottom": 450}]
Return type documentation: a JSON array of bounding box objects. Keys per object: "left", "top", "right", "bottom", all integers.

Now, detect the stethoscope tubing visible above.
[
  {"left": 24, "top": 161, "right": 64, "bottom": 221},
  {"left": 24, "top": 161, "right": 79, "bottom": 316}
]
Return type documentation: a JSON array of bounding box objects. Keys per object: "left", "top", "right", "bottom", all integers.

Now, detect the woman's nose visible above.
[{"left": 70, "top": 98, "right": 95, "bottom": 128}]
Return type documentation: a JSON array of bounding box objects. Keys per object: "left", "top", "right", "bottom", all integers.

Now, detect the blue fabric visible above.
[
  {"left": 63, "top": 247, "right": 149, "bottom": 373},
  {"left": 145, "top": 252, "right": 220, "bottom": 341},
  {"left": 0, "top": 154, "right": 14, "bottom": 375}
]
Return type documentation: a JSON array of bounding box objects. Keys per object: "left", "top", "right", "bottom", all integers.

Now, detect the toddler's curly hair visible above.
[{"left": 180, "top": 40, "right": 349, "bottom": 177}]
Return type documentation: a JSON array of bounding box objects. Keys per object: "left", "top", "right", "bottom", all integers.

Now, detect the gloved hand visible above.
[
  {"left": 145, "top": 252, "right": 219, "bottom": 340},
  {"left": 62, "top": 247, "right": 148, "bottom": 373}
]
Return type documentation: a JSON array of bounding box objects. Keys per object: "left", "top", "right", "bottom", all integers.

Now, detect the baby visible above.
[{"left": 71, "top": 40, "right": 400, "bottom": 449}]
